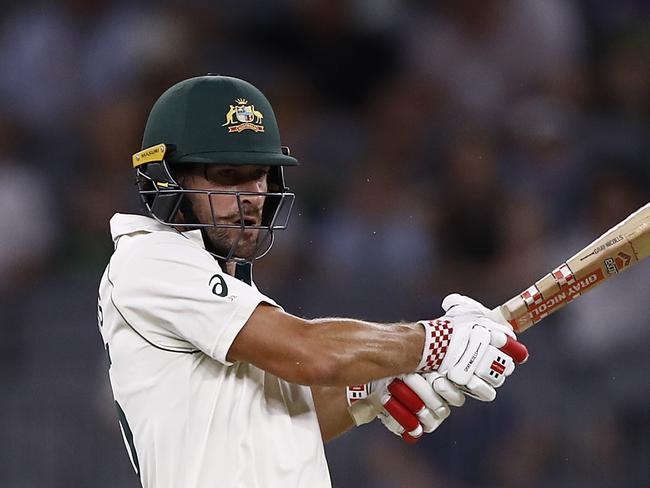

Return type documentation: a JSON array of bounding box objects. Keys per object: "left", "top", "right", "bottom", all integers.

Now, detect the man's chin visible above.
[
  {"left": 231, "top": 244, "right": 258, "bottom": 260},
  {"left": 205, "top": 235, "right": 259, "bottom": 260}
]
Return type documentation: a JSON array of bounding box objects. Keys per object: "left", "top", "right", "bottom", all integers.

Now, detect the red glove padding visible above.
[{"left": 377, "top": 374, "right": 466, "bottom": 443}]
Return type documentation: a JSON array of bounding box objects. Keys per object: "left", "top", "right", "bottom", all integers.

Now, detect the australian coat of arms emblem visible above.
[{"left": 222, "top": 98, "right": 265, "bottom": 133}]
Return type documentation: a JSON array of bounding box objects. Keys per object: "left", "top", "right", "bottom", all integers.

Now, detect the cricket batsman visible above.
[{"left": 97, "top": 75, "right": 528, "bottom": 487}]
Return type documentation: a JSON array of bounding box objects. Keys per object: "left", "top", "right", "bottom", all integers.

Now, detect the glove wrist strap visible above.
[
  {"left": 346, "top": 384, "right": 370, "bottom": 407},
  {"left": 416, "top": 319, "right": 453, "bottom": 373}
]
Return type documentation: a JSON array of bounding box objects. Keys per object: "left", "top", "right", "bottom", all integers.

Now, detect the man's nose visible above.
[{"left": 239, "top": 179, "right": 265, "bottom": 204}]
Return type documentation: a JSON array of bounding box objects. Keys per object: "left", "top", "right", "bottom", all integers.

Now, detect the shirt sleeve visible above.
[{"left": 110, "top": 235, "right": 279, "bottom": 365}]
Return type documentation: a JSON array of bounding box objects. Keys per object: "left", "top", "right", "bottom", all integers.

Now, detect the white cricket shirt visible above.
[{"left": 97, "top": 214, "right": 331, "bottom": 488}]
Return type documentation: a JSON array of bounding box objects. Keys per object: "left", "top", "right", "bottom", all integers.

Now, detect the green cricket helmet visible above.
[{"left": 133, "top": 75, "right": 297, "bottom": 262}]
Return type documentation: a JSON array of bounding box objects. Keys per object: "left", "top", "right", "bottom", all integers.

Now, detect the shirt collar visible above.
[
  {"left": 109, "top": 213, "right": 206, "bottom": 249},
  {"left": 109, "top": 213, "right": 255, "bottom": 285}
]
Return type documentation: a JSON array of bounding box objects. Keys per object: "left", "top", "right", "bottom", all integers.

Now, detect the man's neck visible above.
[{"left": 224, "top": 261, "right": 236, "bottom": 276}]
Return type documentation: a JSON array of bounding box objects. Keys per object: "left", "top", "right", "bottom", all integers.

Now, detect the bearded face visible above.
[{"left": 175, "top": 165, "right": 270, "bottom": 260}]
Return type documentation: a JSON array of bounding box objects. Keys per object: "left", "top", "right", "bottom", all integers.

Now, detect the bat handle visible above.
[{"left": 487, "top": 306, "right": 510, "bottom": 326}]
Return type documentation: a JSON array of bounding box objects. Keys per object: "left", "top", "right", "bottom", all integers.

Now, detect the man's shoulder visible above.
[
  {"left": 109, "top": 215, "right": 214, "bottom": 277},
  {"left": 118, "top": 231, "right": 210, "bottom": 264}
]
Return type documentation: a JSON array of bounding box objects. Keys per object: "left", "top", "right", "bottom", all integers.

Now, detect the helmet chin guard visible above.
[{"left": 134, "top": 144, "right": 295, "bottom": 263}]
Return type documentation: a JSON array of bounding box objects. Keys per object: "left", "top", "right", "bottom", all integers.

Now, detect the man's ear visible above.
[
  {"left": 169, "top": 163, "right": 200, "bottom": 186},
  {"left": 177, "top": 194, "right": 198, "bottom": 226}
]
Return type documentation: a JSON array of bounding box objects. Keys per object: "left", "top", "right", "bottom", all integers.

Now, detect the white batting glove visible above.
[
  {"left": 346, "top": 373, "right": 466, "bottom": 443},
  {"left": 417, "top": 293, "right": 529, "bottom": 402}
]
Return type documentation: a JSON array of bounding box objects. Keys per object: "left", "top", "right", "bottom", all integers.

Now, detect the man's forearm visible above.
[
  {"left": 304, "top": 318, "right": 425, "bottom": 385},
  {"left": 229, "top": 305, "right": 426, "bottom": 387},
  {"left": 311, "top": 386, "right": 354, "bottom": 443}
]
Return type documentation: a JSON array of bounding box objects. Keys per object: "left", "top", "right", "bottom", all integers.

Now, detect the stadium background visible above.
[{"left": 0, "top": 0, "right": 648, "bottom": 486}]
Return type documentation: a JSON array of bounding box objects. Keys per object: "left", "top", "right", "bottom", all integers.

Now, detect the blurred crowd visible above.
[{"left": 0, "top": 0, "right": 648, "bottom": 487}]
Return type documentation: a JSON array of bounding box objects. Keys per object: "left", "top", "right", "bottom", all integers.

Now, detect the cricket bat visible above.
[
  {"left": 348, "top": 203, "right": 650, "bottom": 426},
  {"left": 491, "top": 202, "right": 650, "bottom": 334}
]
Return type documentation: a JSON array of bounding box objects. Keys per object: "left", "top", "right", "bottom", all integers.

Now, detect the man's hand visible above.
[
  {"left": 346, "top": 372, "right": 466, "bottom": 443},
  {"left": 346, "top": 293, "right": 528, "bottom": 440},
  {"left": 417, "top": 294, "right": 528, "bottom": 401}
]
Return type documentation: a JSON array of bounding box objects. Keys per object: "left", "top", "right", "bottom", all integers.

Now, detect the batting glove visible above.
[
  {"left": 417, "top": 293, "right": 529, "bottom": 401},
  {"left": 347, "top": 372, "right": 466, "bottom": 443}
]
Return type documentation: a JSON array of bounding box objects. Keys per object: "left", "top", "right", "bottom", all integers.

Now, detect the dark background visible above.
[{"left": 0, "top": 1, "right": 649, "bottom": 486}]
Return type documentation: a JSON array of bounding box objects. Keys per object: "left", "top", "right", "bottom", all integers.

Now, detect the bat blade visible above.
[{"left": 493, "top": 202, "right": 650, "bottom": 332}]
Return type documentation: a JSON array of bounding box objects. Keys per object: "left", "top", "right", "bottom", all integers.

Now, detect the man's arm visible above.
[
  {"left": 228, "top": 304, "right": 422, "bottom": 443},
  {"left": 227, "top": 304, "right": 424, "bottom": 386},
  {"left": 310, "top": 386, "right": 354, "bottom": 443},
  {"left": 228, "top": 296, "right": 528, "bottom": 444}
]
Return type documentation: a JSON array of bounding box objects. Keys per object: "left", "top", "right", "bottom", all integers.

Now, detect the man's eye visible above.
[
  {"left": 213, "top": 169, "right": 236, "bottom": 181},
  {"left": 219, "top": 170, "right": 236, "bottom": 178}
]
